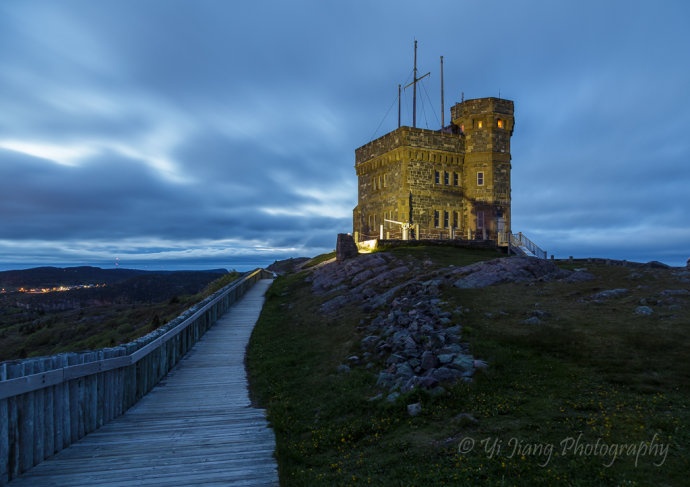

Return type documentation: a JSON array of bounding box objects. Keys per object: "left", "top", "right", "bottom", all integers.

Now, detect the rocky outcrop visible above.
[
  {"left": 307, "top": 253, "right": 593, "bottom": 398},
  {"left": 452, "top": 256, "right": 581, "bottom": 289},
  {"left": 308, "top": 252, "right": 413, "bottom": 314},
  {"left": 587, "top": 288, "right": 629, "bottom": 303}
]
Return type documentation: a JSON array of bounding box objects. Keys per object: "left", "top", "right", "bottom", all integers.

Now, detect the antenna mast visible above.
[
  {"left": 413, "top": 40, "right": 418, "bottom": 128},
  {"left": 440, "top": 55, "right": 445, "bottom": 129},
  {"left": 404, "top": 39, "right": 430, "bottom": 128},
  {"left": 398, "top": 84, "right": 401, "bottom": 128}
]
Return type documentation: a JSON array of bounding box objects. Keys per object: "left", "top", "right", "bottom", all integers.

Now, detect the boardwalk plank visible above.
[{"left": 9, "top": 279, "right": 278, "bottom": 486}]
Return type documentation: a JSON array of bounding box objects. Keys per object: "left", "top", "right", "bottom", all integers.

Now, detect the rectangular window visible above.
[
  {"left": 443, "top": 211, "right": 449, "bottom": 228},
  {"left": 434, "top": 210, "right": 440, "bottom": 228},
  {"left": 444, "top": 171, "right": 449, "bottom": 185},
  {"left": 477, "top": 171, "right": 484, "bottom": 186},
  {"left": 477, "top": 211, "right": 485, "bottom": 229},
  {"left": 378, "top": 175, "right": 382, "bottom": 190},
  {"left": 497, "top": 119, "right": 504, "bottom": 128},
  {"left": 383, "top": 174, "right": 387, "bottom": 187},
  {"left": 434, "top": 170, "right": 440, "bottom": 184},
  {"left": 453, "top": 211, "right": 459, "bottom": 228},
  {"left": 453, "top": 172, "right": 459, "bottom": 186}
]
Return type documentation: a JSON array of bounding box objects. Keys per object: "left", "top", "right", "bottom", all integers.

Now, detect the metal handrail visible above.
[{"left": 510, "top": 232, "right": 547, "bottom": 259}]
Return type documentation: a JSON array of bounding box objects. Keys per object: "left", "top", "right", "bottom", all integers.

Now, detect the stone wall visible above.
[
  {"left": 354, "top": 97, "right": 514, "bottom": 241},
  {"left": 355, "top": 126, "right": 464, "bottom": 165},
  {"left": 450, "top": 97, "right": 514, "bottom": 122}
]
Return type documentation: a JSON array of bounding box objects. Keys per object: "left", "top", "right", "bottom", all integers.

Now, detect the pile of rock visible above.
[
  {"left": 308, "top": 253, "right": 484, "bottom": 398},
  {"left": 360, "top": 286, "right": 486, "bottom": 399},
  {"left": 307, "top": 253, "right": 595, "bottom": 399}
]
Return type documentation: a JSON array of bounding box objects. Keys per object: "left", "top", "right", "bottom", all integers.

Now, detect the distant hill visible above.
[
  {"left": 0, "top": 267, "right": 237, "bottom": 360},
  {"left": 0, "top": 266, "right": 230, "bottom": 312},
  {"left": 15, "top": 271, "right": 229, "bottom": 312},
  {"left": 0, "top": 266, "right": 227, "bottom": 291}
]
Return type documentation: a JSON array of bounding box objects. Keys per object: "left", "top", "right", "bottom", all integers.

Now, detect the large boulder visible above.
[
  {"left": 453, "top": 256, "right": 571, "bottom": 289},
  {"left": 336, "top": 233, "right": 359, "bottom": 261}
]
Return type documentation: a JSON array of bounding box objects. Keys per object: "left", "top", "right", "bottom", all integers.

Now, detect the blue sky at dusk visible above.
[{"left": 1, "top": 0, "right": 689, "bottom": 269}]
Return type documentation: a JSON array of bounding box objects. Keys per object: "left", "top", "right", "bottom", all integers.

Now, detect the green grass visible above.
[{"left": 246, "top": 248, "right": 690, "bottom": 486}]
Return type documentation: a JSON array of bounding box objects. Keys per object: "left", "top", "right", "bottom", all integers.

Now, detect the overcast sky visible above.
[{"left": 1, "top": 0, "right": 688, "bottom": 270}]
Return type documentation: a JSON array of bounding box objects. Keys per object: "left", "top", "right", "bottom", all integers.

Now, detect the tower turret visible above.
[{"left": 450, "top": 97, "right": 514, "bottom": 239}]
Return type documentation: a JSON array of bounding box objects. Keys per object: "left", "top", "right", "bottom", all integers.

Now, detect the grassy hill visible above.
[{"left": 246, "top": 246, "right": 689, "bottom": 486}]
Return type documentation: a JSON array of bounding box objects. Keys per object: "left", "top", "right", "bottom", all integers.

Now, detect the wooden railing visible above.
[{"left": 0, "top": 269, "right": 273, "bottom": 485}]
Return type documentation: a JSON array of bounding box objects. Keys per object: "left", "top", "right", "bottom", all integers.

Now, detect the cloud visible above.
[{"left": 0, "top": 0, "right": 688, "bottom": 268}]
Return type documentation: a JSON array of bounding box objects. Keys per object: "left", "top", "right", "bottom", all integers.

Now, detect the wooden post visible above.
[
  {"left": 0, "top": 362, "right": 8, "bottom": 485},
  {"left": 8, "top": 362, "right": 21, "bottom": 479},
  {"left": 33, "top": 359, "right": 45, "bottom": 467},
  {"left": 20, "top": 360, "right": 34, "bottom": 473}
]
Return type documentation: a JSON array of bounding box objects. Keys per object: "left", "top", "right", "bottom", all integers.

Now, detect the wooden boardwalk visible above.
[{"left": 9, "top": 279, "right": 279, "bottom": 486}]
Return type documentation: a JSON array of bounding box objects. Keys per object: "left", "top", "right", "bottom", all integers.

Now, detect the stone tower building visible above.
[{"left": 353, "top": 97, "right": 514, "bottom": 243}]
